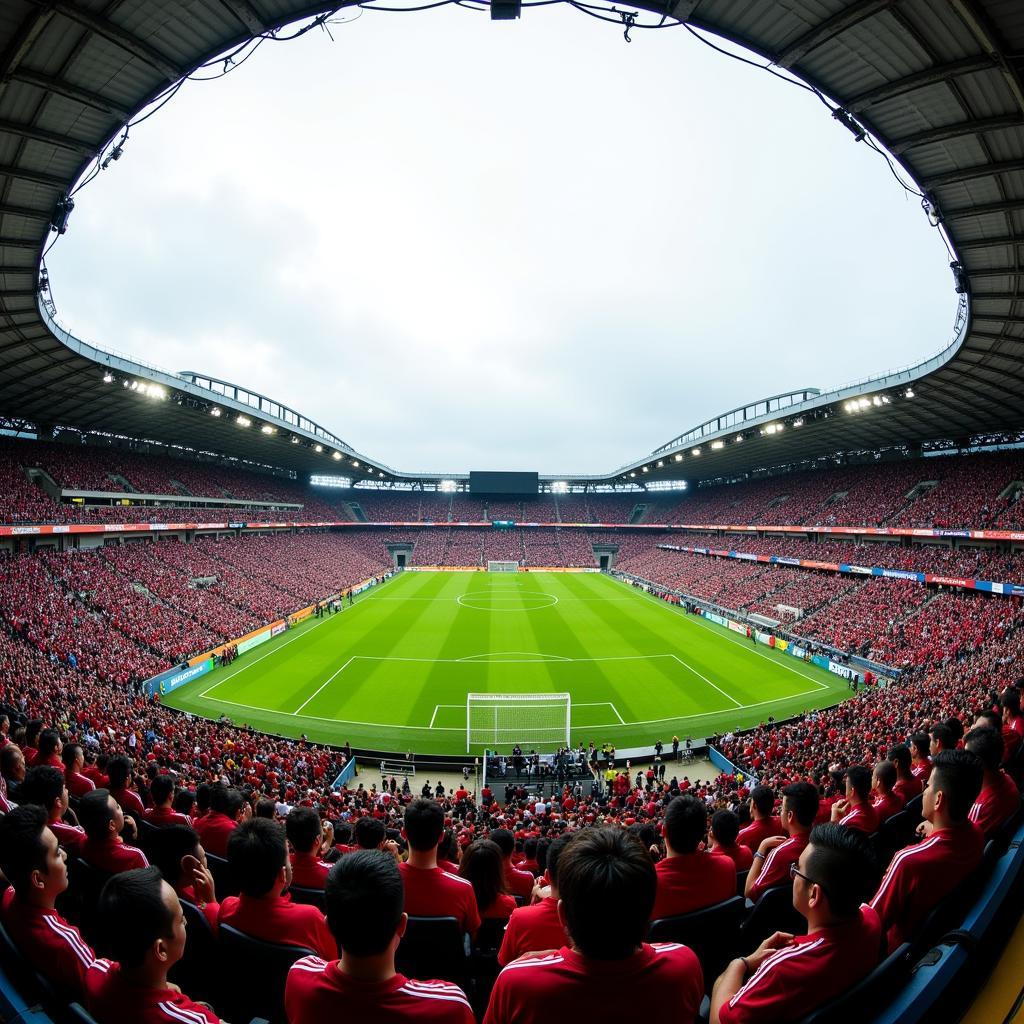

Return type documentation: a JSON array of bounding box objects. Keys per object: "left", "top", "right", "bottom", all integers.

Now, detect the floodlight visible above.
[
  {"left": 629, "top": 471, "right": 636, "bottom": 478},
  {"left": 711, "top": 440, "right": 724, "bottom": 449},
  {"left": 315, "top": 444, "right": 323, "bottom": 452},
  {"left": 674, "top": 453, "right": 683, "bottom": 461},
  {"left": 261, "top": 424, "right": 275, "bottom": 434},
  {"left": 237, "top": 415, "right": 251, "bottom": 426},
  {"left": 657, "top": 460, "right": 664, "bottom": 467},
  {"left": 642, "top": 466, "right": 649, "bottom": 473},
  {"left": 332, "top": 451, "right": 342, "bottom": 460},
  {"left": 692, "top": 448, "right": 701, "bottom": 456},
  {"left": 210, "top": 408, "right": 221, "bottom": 417},
  {"left": 352, "top": 460, "right": 359, "bottom": 467},
  {"left": 735, "top": 435, "right": 743, "bottom": 443},
  {"left": 793, "top": 418, "right": 804, "bottom": 427},
  {"left": 291, "top": 436, "right": 299, "bottom": 444},
  {"left": 102, "top": 373, "right": 113, "bottom": 384},
  {"left": 905, "top": 388, "right": 915, "bottom": 399}
]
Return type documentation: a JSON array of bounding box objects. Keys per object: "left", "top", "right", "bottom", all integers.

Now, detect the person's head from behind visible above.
[
  {"left": 556, "top": 828, "right": 655, "bottom": 959},
  {"left": 18, "top": 765, "right": 68, "bottom": 821},
  {"left": 255, "top": 798, "right": 277, "bottom": 819},
  {"left": 889, "top": 743, "right": 912, "bottom": 777},
  {"left": 964, "top": 726, "right": 1003, "bottom": 775},
  {"left": 924, "top": 749, "right": 984, "bottom": 826},
  {"left": 36, "top": 729, "right": 62, "bottom": 762},
  {"left": 227, "top": 818, "right": 289, "bottom": 897},
  {"left": 97, "top": 867, "right": 186, "bottom": 976},
  {"left": 663, "top": 794, "right": 706, "bottom": 855},
  {"left": 210, "top": 783, "right": 245, "bottom": 821},
  {"left": 325, "top": 850, "right": 405, "bottom": 959},
  {"left": 544, "top": 833, "right": 572, "bottom": 895},
  {"left": 793, "top": 824, "right": 878, "bottom": 925},
  {"left": 929, "top": 723, "right": 954, "bottom": 757},
  {"left": 749, "top": 785, "right": 775, "bottom": 819},
  {"left": 149, "top": 775, "right": 175, "bottom": 808},
  {"left": 354, "top": 816, "right": 385, "bottom": 850},
  {"left": 1, "top": 743, "right": 26, "bottom": 783},
  {"left": 61, "top": 743, "right": 84, "bottom": 774},
  {"left": 0, "top": 805, "right": 68, "bottom": 903},
  {"left": 910, "top": 733, "right": 931, "bottom": 761},
  {"left": 24, "top": 720, "right": 43, "bottom": 749},
  {"left": 149, "top": 824, "right": 206, "bottom": 892},
  {"left": 402, "top": 799, "right": 444, "bottom": 852},
  {"left": 872, "top": 760, "right": 897, "bottom": 795},
  {"left": 78, "top": 788, "right": 123, "bottom": 841},
  {"left": 845, "top": 765, "right": 872, "bottom": 803},
  {"left": 459, "top": 839, "right": 506, "bottom": 911},
  {"left": 780, "top": 782, "right": 819, "bottom": 834},
  {"left": 106, "top": 756, "right": 132, "bottom": 791},
  {"left": 488, "top": 828, "right": 515, "bottom": 861},
  {"left": 710, "top": 809, "right": 740, "bottom": 848},
  {"left": 287, "top": 806, "right": 323, "bottom": 855}
]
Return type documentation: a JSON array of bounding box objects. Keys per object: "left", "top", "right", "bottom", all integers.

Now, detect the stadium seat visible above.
[
  {"left": 903, "top": 793, "right": 924, "bottom": 821},
  {"left": 205, "top": 852, "right": 240, "bottom": 899},
  {"left": 287, "top": 885, "right": 327, "bottom": 912},
  {"left": 876, "top": 810, "right": 915, "bottom": 864},
  {"left": 872, "top": 942, "right": 969, "bottom": 1024},
  {"left": 396, "top": 916, "right": 469, "bottom": 986},
  {"left": 66, "top": 858, "right": 110, "bottom": 945},
  {"left": 735, "top": 869, "right": 748, "bottom": 895},
  {"left": 171, "top": 899, "right": 219, "bottom": 1006},
  {"left": 216, "top": 923, "right": 316, "bottom": 1024},
  {"left": 796, "top": 942, "right": 911, "bottom": 1024},
  {"left": 468, "top": 919, "right": 507, "bottom": 1017},
  {"left": 67, "top": 1005, "right": 100, "bottom": 1024},
  {"left": 738, "top": 885, "right": 805, "bottom": 951},
  {"left": 648, "top": 895, "right": 745, "bottom": 979},
  {"left": 134, "top": 817, "right": 162, "bottom": 853},
  {"left": 0, "top": 917, "right": 62, "bottom": 1010}
]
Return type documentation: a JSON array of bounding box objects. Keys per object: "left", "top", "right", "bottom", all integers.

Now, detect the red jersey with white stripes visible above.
[
  {"left": 84, "top": 959, "right": 220, "bottom": 1024},
  {"left": 483, "top": 943, "right": 703, "bottom": 1024},
  {"left": 838, "top": 803, "right": 880, "bottom": 833},
  {"left": 284, "top": 956, "right": 474, "bottom": 1023},
  {"left": 718, "top": 906, "right": 882, "bottom": 1024},
  {"left": 747, "top": 834, "right": 809, "bottom": 903},
  {"left": 870, "top": 822, "right": 984, "bottom": 953},
  {"left": 969, "top": 771, "right": 1020, "bottom": 838},
  {"left": 398, "top": 862, "right": 481, "bottom": 937},
  {"left": 497, "top": 896, "right": 568, "bottom": 966},
  {"left": 0, "top": 887, "right": 94, "bottom": 999}
]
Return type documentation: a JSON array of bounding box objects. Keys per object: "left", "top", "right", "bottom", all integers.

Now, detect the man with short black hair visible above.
[
  {"left": 871, "top": 760, "right": 904, "bottom": 822},
  {"left": 910, "top": 733, "right": 933, "bottom": 782},
  {"left": 489, "top": 828, "right": 535, "bottom": 900},
  {"left": 830, "top": 765, "right": 880, "bottom": 833},
  {"left": 288, "top": 806, "right": 333, "bottom": 889},
  {"left": 1, "top": 742, "right": 26, "bottom": 811},
  {"left": 651, "top": 794, "right": 736, "bottom": 920},
  {"left": 79, "top": 788, "right": 148, "bottom": 873},
  {"left": 62, "top": 744, "right": 95, "bottom": 799},
  {"left": 149, "top": 824, "right": 220, "bottom": 929},
  {"left": 30, "top": 729, "right": 63, "bottom": 769},
  {"left": 930, "top": 722, "right": 955, "bottom": 757},
  {"left": 708, "top": 809, "right": 753, "bottom": 871},
  {"left": 105, "top": 756, "right": 145, "bottom": 819},
  {"left": 398, "top": 799, "right": 480, "bottom": 937},
  {"left": 745, "top": 782, "right": 818, "bottom": 903},
  {"left": 354, "top": 815, "right": 387, "bottom": 850},
  {"left": 888, "top": 744, "right": 922, "bottom": 803},
  {"left": 196, "top": 782, "right": 248, "bottom": 856},
  {"left": 0, "top": 805, "right": 95, "bottom": 999},
  {"left": 218, "top": 817, "right": 336, "bottom": 958},
  {"left": 285, "top": 851, "right": 474, "bottom": 1023},
  {"left": 712, "top": 824, "right": 881, "bottom": 1023},
  {"left": 964, "top": 727, "right": 1021, "bottom": 838},
  {"left": 737, "top": 786, "right": 783, "bottom": 852},
  {"left": 870, "top": 749, "right": 985, "bottom": 952},
  {"left": 143, "top": 776, "right": 191, "bottom": 828},
  {"left": 484, "top": 828, "right": 703, "bottom": 1023},
  {"left": 84, "top": 867, "right": 222, "bottom": 1023},
  {"left": 18, "top": 764, "right": 86, "bottom": 855},
  {"left": 497, "top": 833, "right": 571, "bottom": 966}
]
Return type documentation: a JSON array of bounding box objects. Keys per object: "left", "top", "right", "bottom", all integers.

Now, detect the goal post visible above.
[
  {"left": 467, "top": 692, "right": 571, "bottom": 752},
  {"left": 487, "top": 561, "right": 519, "bottom": 572}
]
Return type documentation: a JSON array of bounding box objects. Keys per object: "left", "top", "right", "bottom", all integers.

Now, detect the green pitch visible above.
[{"left": 162, "top": 570, "right": 850, "bottom": 755}]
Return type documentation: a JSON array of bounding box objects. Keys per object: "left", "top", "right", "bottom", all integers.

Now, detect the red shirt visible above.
[
  {"left": 747, "top": 834, "right": 809, "bottom": 903},
  {"left": 290, "top": 851, "right": 332, "bottom": 889},
  {"left": 80, "top": 836, "right": 148, "bottom": 874},
  {"left": 498, "top": 897, "right": 568, "bottom": 966},
  {"left": 504, "top": 863, "right": 535, "bottom": 900},
  {"left": 893, "top": 777, "right": 922, "bottom": 803},
  {"left": 109, "top": 786, "right": 145, "bottom": 819},
  {"left": 398, "top": 863, "right": 481, "bottom": 937},
  {"left": 285, "top": 956, "right": 474, "bottom": 1023},
  {"left": 0, "top": 888, "right": 94, "bottom": 998},
  {"left": 871, "top": 791, "right": 904, "bottom": 823},
  {"left": 910, "top": 760, "right": 932, "bottom": 782},
  {"left": 84, "top": 959, "right": 219, "bottom": 1024},
  {"left": 218, "top": 892, "right": 337, "bottom": 960},
  {"left": 838, "top": 802, "right": 880, "bottom": 833},
  {"left": 737, "top": 817, "right": 784, "bottom": 852},
  {"left": 50, "top": 820, "right": 86, "bottom": 856},
  {"left": 480, "top": 893, "right": 516, "bottom": 922},
  {"left": 484, "top": 943, "right": 702, "bottom": 1024},
  {"left": 712, "top": 844, "right": 753, "bottom": 872},
  {"left": 969, "top": 772, "right": 1021, "bottom": 838},
  {"left": 870, "top": 822, "right": 985, "bottom": 953},
  {"left": 66, "top": 771, "right": 96, "bottom": 799},
  {"left": 195, "top": 811, "right": 237, "bottom": 858},
  {"left": 651, "top": 852, "right": 737, "bottom": 920},
  {"left": 718, "top": 906, "right": 882, "bottom": 1024},
  {"left": 143, "top": 806, "right": 192, "bottom": 828}
]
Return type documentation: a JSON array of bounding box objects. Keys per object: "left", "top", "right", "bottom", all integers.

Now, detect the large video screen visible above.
[{"left": 469, "top": 471, "right": 539, "bottom": 496}]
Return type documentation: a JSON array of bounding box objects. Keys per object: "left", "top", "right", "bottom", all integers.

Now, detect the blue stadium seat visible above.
[
  {"left": 796, "top": 942, "right": 911, "bottom": 1024},
  {"left": 870, "top": 943, "right": 968, "bottom": 1024}
]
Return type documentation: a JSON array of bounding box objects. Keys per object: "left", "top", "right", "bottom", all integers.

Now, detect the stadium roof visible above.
[{"left": 0, "top": 0, "right": 1022, "bottom": 487}]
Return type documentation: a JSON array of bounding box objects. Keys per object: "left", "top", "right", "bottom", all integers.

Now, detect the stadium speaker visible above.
[{"left": 490, "top": 0, "right": 521, "bottom": 19}]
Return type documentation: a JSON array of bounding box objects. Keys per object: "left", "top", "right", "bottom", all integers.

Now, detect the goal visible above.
[
  {"left": 467, "top": 692, "right": 571, "bottom": 751},
  {"left": 487, "top": 561, "right": 519, "bottom": 572}
]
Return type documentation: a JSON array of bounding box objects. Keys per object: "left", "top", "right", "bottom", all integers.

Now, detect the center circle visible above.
[{"left": 457, "top": 592, "right": 558, "bottom": 611}]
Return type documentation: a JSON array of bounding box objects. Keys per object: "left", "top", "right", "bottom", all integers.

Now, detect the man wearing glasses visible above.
[{"left": 710, "top": 823, "right": 881, "bottom": 1024}]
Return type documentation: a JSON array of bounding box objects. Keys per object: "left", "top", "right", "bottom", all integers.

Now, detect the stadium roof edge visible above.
[{"left": 0, "top": 0, "right": 1022, "bottom": 487}]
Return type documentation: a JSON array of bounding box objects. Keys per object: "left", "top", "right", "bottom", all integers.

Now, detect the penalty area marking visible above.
[{"left": 435, "top": 699, "right": 624, "bottom": 728}]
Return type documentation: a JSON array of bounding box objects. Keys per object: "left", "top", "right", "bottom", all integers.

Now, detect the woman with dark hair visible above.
[{"left": 459, "top": 839, "right": 515, "bottom": 921}]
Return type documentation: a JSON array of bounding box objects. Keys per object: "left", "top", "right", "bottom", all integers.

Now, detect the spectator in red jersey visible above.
[
  {"left": 708, "top": 809, "right": 753, "bottom": 871},
  {"left": 62, "top": 744, "right": 95, "bottom": 799},
  {"left": 651, "top": 794, "right": 736, "bottom": 920},
  {"left": 399, "top": 799, "right": 480, "bottom": 938},
  {"left": 196, "top": 783, "right": 249, "bottom": 857},
  {"left": 930, "top": 722, "right": 956, "bottom": 759},
  {"left": 910, "top": 733, "right": 933, "bottom": 782},
  {"left": 21, "top": 720, "right": 42, "bottom": 766},
  {"left": 0, "top": 743, "right": 25, "bottom": 811},
  {"left": 30, "top": 729, "right": 63, "bottom": 769},
  {"left": 485, "top": 828, "right": 703, "bottom": 1024},
  {"left": 830, "top": 765, "right": 880, "bottom": 834},
  {"left": 498, "top": 834, "right": 571, "bottom": 966},
  {"left": 745, "top": 782, "right": 818, "bottom": 903},
  {"left": 871, "top": 760, "right": 904, "bottom": 823},
  {"left": 354, "top": 815, "right": 388, "bottom": 851},
  {"left": 287, "top": 806, "right": 334, "bottom": 889},
  {"left": 285, "top": 850, "right": 474, "bottom": 1024},
  {"left": 488, "top": 828, "right": 535, "bottom": 900},
  {"left": 889, "top": 744, "right": 923, "bottom": 803},
  {"left": 143, "top": 775, "right": 192, "bottom": 828},
  {"left": 106, "top": 756, "right": 146, "bottom": 819},
  {"left": 964, "top": 727, "right": 1021, "bottom": 839},
  {"left": 149, "top": 824, "right": 220, "bottom": 930},
  {"left": 218, "top": 818, "right": 336, "bottom": 959},
  {"left": 18, "top": 765, "right": 86, "bottom": 856},
  {"left": 0, "top": 806, "right": 95, "bottom": 1000},
  {"left": 737, "top": 786, "right": 784, "bottom": 851},
  {"left": 999, "top": 688, "right": 1024, "bottom": 761},
  {"left": 870, "top": 749, "right": 985, "bottom": 953},
  {"left": 711, "top": 824, "right": 881, "bottom": 1024},
  {"left": 459, "top": 839, "right": 515, "bottom": 922},
  {"left": 85, "top": 867, "right": 222, "bottom": 1024},
  {"left": 78, "top": 789, "right": 148, "bottom": 874}
]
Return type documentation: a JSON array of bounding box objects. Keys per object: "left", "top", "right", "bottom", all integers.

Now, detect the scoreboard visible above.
[{"left": 469, "top": 471, "right": 539, "bottom": 496}]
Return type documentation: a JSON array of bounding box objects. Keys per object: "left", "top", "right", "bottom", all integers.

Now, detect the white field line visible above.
[
  {"left": 430, "top": 703, "right": 463, "bottom": 728},
  {"left": 610, "top": 702, "right": 625, "bottom": 724},
  {"left": 669, "top": 654, "right": 743, "bottom": 708},
  {"left": 292, "top": 657, "right": 355, "bottom": 715},
  {"left": 576, "top": 701, "right": 626, "bottom": 724}
]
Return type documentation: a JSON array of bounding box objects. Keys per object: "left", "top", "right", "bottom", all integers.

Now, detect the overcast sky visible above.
[{"left": 47, "top": 5, "right": 955, "bottom": 476}]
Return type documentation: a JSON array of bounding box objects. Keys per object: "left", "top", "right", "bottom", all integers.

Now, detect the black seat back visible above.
[
  {"left": 218, "top": 922, "right": 316, "bottom": 1024},
  {"left": 205, "top": 852, "right": 239, "bottom": 899},
  {"left": 171, "top": 899, "right": 219, "bottom": 1005},
  {"left": 396, "top": 916, "right": 468, "bottom": 985},
  {"left": 739, "top": 884, "right": 806, "bottom": 951},
  {"left": 797, "top": 942, "right": 911, "bottom": 1024},
  {"left": 287, "top": 886, "right": 327, "bottom": 912},
  {"left": 649, "top": 896, "right": 745, "bottom": 979}
]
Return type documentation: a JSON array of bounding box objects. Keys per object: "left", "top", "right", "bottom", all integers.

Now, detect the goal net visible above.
[
  {"left": 467, "top": 692, "right": 571, "bottom": 751},
  {"left": 487, "top": 561, "right": 519, "bottom": 572}
]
